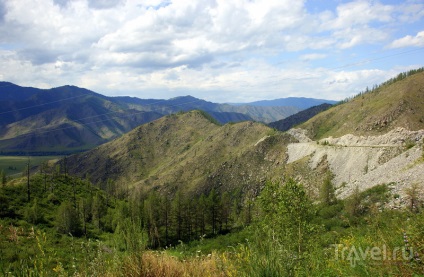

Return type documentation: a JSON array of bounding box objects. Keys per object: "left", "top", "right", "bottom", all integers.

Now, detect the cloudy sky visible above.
[{"left": 0, "top": 0, "right": 423, "bottom": 102}]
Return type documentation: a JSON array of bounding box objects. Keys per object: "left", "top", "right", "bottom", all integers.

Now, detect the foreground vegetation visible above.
[{"left": 1, "top": 165, "right": 423, "bottom": 276}]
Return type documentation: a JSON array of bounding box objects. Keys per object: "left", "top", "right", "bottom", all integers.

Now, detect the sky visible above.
[{"left": 0, "top": 0, "right": 423, "bottom": 103}]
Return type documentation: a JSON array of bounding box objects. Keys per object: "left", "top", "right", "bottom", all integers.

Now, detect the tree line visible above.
[{"left": 1, "top": 161, "right": 256, "bottom": 251}]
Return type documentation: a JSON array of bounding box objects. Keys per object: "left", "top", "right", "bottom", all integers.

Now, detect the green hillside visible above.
[
  {"left": 66, "top": 110, "right": 294, "bottom": 196},
  {"left": 300, "top": 70, "right": 424, "bottom": 139}
]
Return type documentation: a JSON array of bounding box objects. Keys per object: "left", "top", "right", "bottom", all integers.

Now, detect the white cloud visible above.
[
  {"left": 397, "top": 3, "right": 424, "bottom": 23},
  {"left": 316, "top": 1, "right": 394, "bottom": 48},
  {"left": 326, "top": 1, "right": 393, "bottom": 30},
  {"left": 388, "top": 31, "right": 424, "bottom": 48},
  {"left": 0, "top": 0, "right": 423, "bottom": 102},
  {"left": 300, "top": 53, "right": 327, "bottom": 61},
  {"left": 334, "top": 26, "right": 389, "bottom": 49},
  {"left": 92, "top": 0, "right": 310, "bottom": 69}
]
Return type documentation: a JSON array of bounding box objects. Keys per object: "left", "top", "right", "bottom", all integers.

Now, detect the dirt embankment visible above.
[{"left": 286, "top": 128, "right": 424, "bottom": 203}]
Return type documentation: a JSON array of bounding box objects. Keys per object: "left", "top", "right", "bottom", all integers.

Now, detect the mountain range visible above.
[
  {"left": 1, "top": 82, "right": 338, "bottom": 154},
  {"left": 3, "top": 69, "right": 424, "bottom": 204},
  {"left": 0, "top": 83, "right": 162, "bottom": 154},
  {"left": 63, "top": 69, "right": 424, "bottom": 203}
]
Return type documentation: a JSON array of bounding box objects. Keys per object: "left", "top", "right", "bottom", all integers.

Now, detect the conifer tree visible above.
[
  {"left": 320, "top": 172, "right": 336, "bottom": 206},
  {"left": 92, "top": 193, "right": 106, "bottom": 230},
  {"left": 207, "top": 188, "right": 220, "bottom": 235},
  {"left": 0, "top": 169, "right": 6, "bottom": 186},
  {"left": 143, "top": 191, "right": 162, "bottom": 247},
  {"left": 25, "top": 198, "right": 43, "bottom": 224},
  {"left": 171, "top": 189, "right": 184, "bottom": 241}
]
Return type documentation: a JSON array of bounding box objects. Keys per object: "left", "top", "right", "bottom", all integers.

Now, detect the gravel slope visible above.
[{"left": 286, "top": 128, "right": 424, "bottom": 201}]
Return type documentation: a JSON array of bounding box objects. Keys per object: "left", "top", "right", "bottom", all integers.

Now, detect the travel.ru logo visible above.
[{"left": 331, "top": 244, "right": 414, "bottom": 267}]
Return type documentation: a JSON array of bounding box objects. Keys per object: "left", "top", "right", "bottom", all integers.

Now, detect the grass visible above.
[
  {"left": 0, "top": 156, "right": 61, "bottom": 176},
  {"left": 119, "top": 251, "right": 231, "bottom": 277}
]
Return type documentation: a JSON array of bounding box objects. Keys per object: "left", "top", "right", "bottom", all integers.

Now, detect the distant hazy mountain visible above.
[
  {"left": 0, "top": 83, "right": 164, "bottom": 154},
  {"left": 233, "top": 97, "right": 337, "bottom": 110},
  {"left": 269, "top": 103, "right": 333, "bottom": 132},
  {"left": 115, "top": 95, "right": 300, "bottom": 123}
]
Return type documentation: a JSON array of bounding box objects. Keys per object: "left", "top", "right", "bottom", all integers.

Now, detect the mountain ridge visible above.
[
  {"left": 0, "top": 82, "right": 302, "bottom": 154},
  {"left": 269, "top": 103, "right": 333, "bottom": 132},
  {"left": 230, "top": 97, "right": 337, "bottom": 109}
]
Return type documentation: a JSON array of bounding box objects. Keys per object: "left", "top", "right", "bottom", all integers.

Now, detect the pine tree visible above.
[
  {"left": 405, "top": 183, "right": 422, "bottom": 212},
  {"left": 143, "top": 191, "right": 162, "bottom": 247},
  {"left": 196, "top": 194, "right": 207, "bottom": 236},
  {"left": 40, "top": 161, "right": 49, "bottom": 192},
  {"left": 25, "top": 198, "right": 44, "bottom": 224},
  {"left": 345, "top": 186, "right": 362, "bottom": 217},
  {"left": 0, "top": 169, "right": 6, "bottom": 186},
  {"left": 26, "top": 157, "right": 30, "bottom": 202},
  {"left": 80, "top": 197, "right": 92, "bottom": 236},
  {"left": 221, "top": 191, "right": 232, "bottom": 231},
  {"left": 162, "top": 195, "right": 171, "bottom": 246},
  {"left": 320, "top": 172, "right": 336, "bottom": 206},
  {"left": 207, "top": 188, "right": 220, "bottom": 235},
  {"left": 171, "top": 189, "right": 184, "bottom": 241},
  {"left": 92, "top": 193, "right": 106, "bottom": 230}
]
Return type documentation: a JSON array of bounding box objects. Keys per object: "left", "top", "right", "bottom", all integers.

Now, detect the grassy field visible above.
[{"left": 0, "top": 156, "right": 61, "bottom": 176}]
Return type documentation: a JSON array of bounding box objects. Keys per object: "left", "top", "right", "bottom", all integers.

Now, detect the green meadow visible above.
[{"left": 0, "top": 156, "right": 61, "bottom": 176}]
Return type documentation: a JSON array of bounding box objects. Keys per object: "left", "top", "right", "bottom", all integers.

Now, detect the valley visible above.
[{"left": 0, "top": 155, "right": 60, "bottom": 176}]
